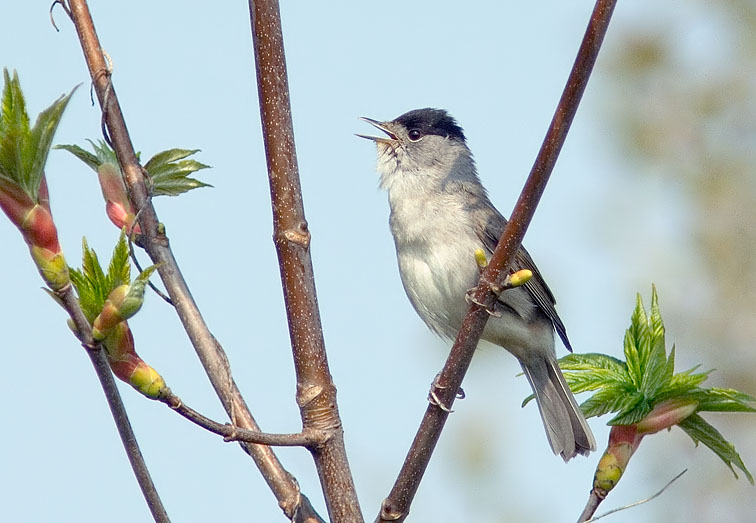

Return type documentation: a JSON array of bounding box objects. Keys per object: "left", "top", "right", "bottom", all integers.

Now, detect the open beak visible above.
[{"left": 355, "top": 117, "right": 398, "bottom": 144}]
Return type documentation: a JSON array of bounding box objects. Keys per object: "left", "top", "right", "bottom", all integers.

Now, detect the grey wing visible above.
[{"left": 475, "top": 205, "right": 573, "bottom": 352}]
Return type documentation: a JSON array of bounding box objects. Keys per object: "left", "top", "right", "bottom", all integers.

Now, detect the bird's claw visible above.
[
  {"left": 464, "top": 288, "right": 502, "bottom": 317},
  {"left": 428, "top": 374, "right": 466, "bottom": 412}
]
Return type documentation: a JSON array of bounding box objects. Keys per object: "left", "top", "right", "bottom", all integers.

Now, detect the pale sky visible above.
[{"left": 1, "top": 2, "right": 754, "bottom": 522}]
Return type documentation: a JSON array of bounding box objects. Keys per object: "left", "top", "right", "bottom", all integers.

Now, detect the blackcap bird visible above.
[{"left": 358, "top": 108, "right": 595, "bottom": 461}]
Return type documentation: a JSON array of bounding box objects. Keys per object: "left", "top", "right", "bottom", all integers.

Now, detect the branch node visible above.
[
  {"left": 379, "top": 499, "right": 403, "bottom": 522},
  {"left": 296, "top": 384, "right": 324, "bottom": 408},
  {"left": 223, "top": 424, "right": 239, "bottom": 443},
  {"left": 281, "top": 222, "right": 311, "bottom": 249}
]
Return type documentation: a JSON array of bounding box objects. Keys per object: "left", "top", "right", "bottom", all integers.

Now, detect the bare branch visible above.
[
  {"left": 248, "top": 0, "right": 363, "bottom": 521},
  {"left": 376, "top": 1, "right": 618, "bottom": 521},
  {"left": 64, "top": 1, "right": 322, "bottom": 520},
  {"left": 160, "top": 393, "right": 329, "bottom": 447}
]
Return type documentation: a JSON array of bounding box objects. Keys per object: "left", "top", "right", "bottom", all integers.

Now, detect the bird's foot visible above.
[
  {"left": 464, "top": 288, "right": 502, "bottom": 317},
  {"left": 428, "top": 374, "right": 465, "bottom": 412}
]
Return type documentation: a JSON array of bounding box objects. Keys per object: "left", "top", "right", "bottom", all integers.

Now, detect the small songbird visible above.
[{"left": 358, "top": 108, "right": 595, "bottom": 461}]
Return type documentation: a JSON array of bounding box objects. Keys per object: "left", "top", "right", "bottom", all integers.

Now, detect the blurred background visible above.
[{"left": 1, "top": 1, "right": 754, "bottom": 521}]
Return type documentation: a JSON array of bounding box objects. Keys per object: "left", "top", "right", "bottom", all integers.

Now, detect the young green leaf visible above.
[
  {"left": 144, "top": 148, "right": 212, "bottom": 196},
  {"left": 106, "top": 229, "right": 132, "bottom": 288},
  {"left": 0, "top": 69, "right": 76, "bottom": 201},
  {"left": 553, "top": 287, "right": 755, "bottom": 484},
  {"left": 679, "top": 413, "right": 754, "bottom": 484}
]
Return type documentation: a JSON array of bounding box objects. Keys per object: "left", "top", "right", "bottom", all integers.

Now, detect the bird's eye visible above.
[{"left": 407, "top": 129, "right": 422, "bottom": 142}]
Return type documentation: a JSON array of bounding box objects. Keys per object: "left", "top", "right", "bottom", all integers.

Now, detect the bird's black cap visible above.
[{"left": 393, "top": 108, "right": 466, "bottom": 142}]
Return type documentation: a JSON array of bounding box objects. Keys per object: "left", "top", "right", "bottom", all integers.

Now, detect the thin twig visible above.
[
  {"left": 159, "top": 392, "right": 329, "bottom": 447},
  {"left": 57, "top": 285, "right": 170, "bottom": 523},
  {"left": 64, "top": 2, "right": 323, "bottom": 521},
  {"left": 376, "top": 1, "right": 618, "bottom": 522},
  {"left": 49, "top": 0, "right": 71, "bottom": 32},
  {"left": 128, "top": 204, "right": 173, "bottom": 305},
  {"left": 582, "top": 469, "right": 687, "bottom": 522},
  {"left": 248, "top": 1, "right": 363, "bottom": 521}
]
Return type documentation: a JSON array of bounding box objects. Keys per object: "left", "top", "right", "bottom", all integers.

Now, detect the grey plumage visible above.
[{"left": 359, "top": 108, "right": 595, "bottom": 460}]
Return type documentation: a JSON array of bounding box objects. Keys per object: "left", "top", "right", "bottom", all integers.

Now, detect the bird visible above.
[{"left": 358, "top": 108, "right": 595, "bottom": 461}]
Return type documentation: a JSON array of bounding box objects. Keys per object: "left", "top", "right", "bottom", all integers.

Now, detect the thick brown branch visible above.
[
  {"left": 248, "top": 1, "right": 363, "bottom": 521},
  {"left": 57, "top": 285, "right": 170, "bottom": 523},
  {"left": 376, "top": 1, "right": 618, "bottom": 522},
  {"left": 64, "top": 1, "right": 322, "bottom": 521}
]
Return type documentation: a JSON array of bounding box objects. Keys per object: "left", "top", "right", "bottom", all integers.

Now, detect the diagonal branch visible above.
[
  {"left": 63, "top": 1, "right": 324, "bottom": 521},
  {"left": 248, "top": 1, "right": 363, "bottom": 521},
  {"left": 376, "top": 1, "right": 618, "bottom": 521},
  {"left": 57, "top": 285, "right": 170, "bottom": 523}
]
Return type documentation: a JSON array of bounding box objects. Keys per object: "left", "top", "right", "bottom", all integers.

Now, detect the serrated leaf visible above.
[
  {"left": 624, "top": 326, "right": 643, "bottom": 388},
  {"left": 648, "top": 285, "right": 665, "bottom": 350},
  {"left": 151, "top": 174, "right": 212, "bottom": 196},
  {"left": 143, "top": 148, "right": 198, "bottom": 170},
  {"left": 106, "top": 230, "right": 131, "bottom": 288},
  {"left": 562, "top": 370, "right": 624, "bottom": 394},
  {"left": 135, "top": 262, "right": 160, "bottom": 283},
  {"left": 55, "top": 143, "right": 101, "bottom": 171},
  {"left": 581, "top": 385, "right": 641, "bottom": 419},
  {"left": 0, "top": 69, "right": 29, "bottom": 135},
  {"left": 684, "top": 388, "right": 756, "bottom": 413},
  {"left": 609, "top": 398, "right": 653, "bottom": 426},
  {"left": 679, "top": 413, "right": 754, "bottom": 484},
  {"left": 56, "top": 139, "right": 120, "bottom": 172},
  {"left": 81, "top": 237, "right": 108, "bottom": 298},
  {"left": 0, "top": 70, "right": 76, "bottom": 201},
  {"left": 144, "top": 148, "right": 211, "bottom": 196},
  {"left": 641, "top": 339, "right": 669, "bottom": 398},
  {"left": 560, "top": 352, "right": 628, "bottom": 375},
  {"left": 655, "top": 365, "right": 710, "bottom": 402}
]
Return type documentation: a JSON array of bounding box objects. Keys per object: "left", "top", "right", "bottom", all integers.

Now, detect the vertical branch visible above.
[
  {"left": 248, "top": 1, "right": 363, "bottom": 522},
  {"left": 376, "top": 1, "right": 618, "bottom": 522},
  {"left": 64, "top": 1, "right": 324, "bottom": 521}
]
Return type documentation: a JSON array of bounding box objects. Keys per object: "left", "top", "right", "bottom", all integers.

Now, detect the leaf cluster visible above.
[
  {"left": 69, "top": 231, "right": 132, "bottom": 323},
  {"left": 56, "top": 140, "right": 211, "bottom": 197},
  {"left": 0, "top": 69, "right": 75, "bottom": 200},
  {"left": 557, "top": 287, "right": 756, "bottom": 482}
]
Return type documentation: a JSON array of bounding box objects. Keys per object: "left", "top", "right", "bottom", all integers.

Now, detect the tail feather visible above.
[{"left": 521, "top": 358, "right": 596, "bottom": 461}]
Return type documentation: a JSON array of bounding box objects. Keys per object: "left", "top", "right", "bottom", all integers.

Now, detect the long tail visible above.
[{"left": 521, "top": 357, "right": 596, "bottom": 461}]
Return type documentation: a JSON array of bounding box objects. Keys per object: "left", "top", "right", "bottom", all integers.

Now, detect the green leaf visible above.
[
  {"left": 56, "top": 139, "right": 120, "bottom": 172},
  {"left": 0, "top": 69, "right": 77, "bottom": 201},
  {"left": 59, "top": 141, "right": 211, "bottom": 197},
  {"left": 560, "top": 352, "right": 628, "bottom": 375},
  {"left": 55, "top": 143, "right": 101, "bottom": 172},
  {"left": 580, "top": 384, "right": 642, "bottom": 419},
  {"left": 679, "top": 413, "right": 754, "bottom": 484},
  {"left": 654, "top": 365, "right": 711, "bottom": 402},
  {"left": 106, "top": 230, "right": 132, "bottom": 289},
  {"left": 648, "top": 285, "right": 665, "bottom": 350},
  {"left": 624, "top": 293, "right": 650, "bottom": 388},
  {"left": 684, "top": 388, "right": 756, "bottom": 413},
  {"left": 608, "top": 398, "right": 653, "bottom": 426},
  {"left": 70, "top": 233, "right": 147, "bottom": 324},
  {"left": 70, "top": 237, "right": 109, "bottom": 322},
  {"left": 144, "top": 148, "right": 211, "bottom": 196},
  {"left": 559, "top": 353, "right": 630, "bottom": 394},
  {"left": 640, "top": 337, "right": 668, "bottom": 399}
]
